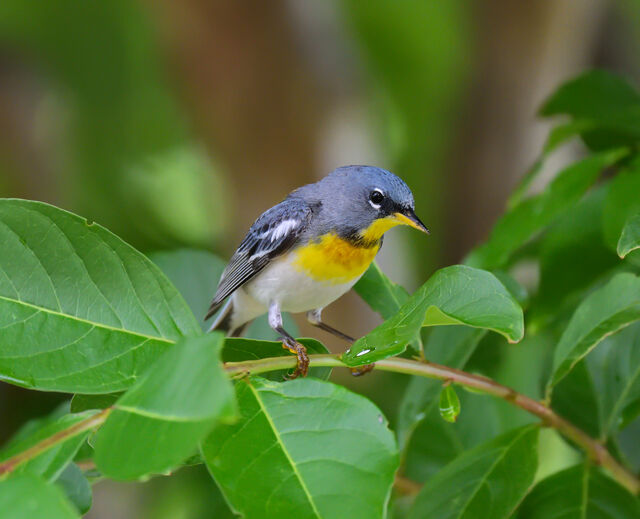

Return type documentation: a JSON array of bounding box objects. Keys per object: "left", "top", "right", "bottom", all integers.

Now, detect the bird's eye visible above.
[{"left": 369, "top": 190, "right": 384, "bottom": 206}]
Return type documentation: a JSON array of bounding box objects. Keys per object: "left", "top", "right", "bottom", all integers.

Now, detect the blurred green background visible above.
[{"left": 1, "top": 1, "right": 639, "bottom": 517}]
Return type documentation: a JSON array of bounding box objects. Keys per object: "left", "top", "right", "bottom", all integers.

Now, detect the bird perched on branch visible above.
[{"left": 206, "top": 165, "right": 428, "bottom": 378}]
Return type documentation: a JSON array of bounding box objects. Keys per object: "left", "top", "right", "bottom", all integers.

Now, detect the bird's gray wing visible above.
[{"left": 205, "top": 199, "right": 313, "bottom": 319}]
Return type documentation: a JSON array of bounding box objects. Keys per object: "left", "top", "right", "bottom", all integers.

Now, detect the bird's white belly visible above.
[{"left": 243, "top": 252, "right": 359, "bottom": 315}]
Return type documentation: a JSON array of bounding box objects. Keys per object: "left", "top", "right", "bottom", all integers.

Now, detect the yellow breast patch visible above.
[{"left": 293, "top": 233, "right": 380, "bottom": 284}]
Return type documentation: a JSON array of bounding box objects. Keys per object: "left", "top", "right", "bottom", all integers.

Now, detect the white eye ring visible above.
[{"left": 369, "top": 188, "right": 384, "bottom": 209}]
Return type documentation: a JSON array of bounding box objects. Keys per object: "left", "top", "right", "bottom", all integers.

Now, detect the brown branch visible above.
[
  {"left": 1, "top": 355, "right": 638, "bottom": 496},
  {"left": 225, "top": 354, "right": 640, "bottom": 495}
]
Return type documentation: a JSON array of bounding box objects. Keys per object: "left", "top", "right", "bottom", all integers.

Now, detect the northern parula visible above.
[{"left": 206, "top": 165, "right": 428, "bottom": 377}]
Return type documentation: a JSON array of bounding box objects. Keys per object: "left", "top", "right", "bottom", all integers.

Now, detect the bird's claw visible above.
[{"left": 282, "top": 339, "right": 309, "bottom": 379}]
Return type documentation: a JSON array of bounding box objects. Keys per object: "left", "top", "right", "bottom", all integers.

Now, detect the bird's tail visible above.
[{"left": 207, "top": 298, "right": 248, "bottom": 337}]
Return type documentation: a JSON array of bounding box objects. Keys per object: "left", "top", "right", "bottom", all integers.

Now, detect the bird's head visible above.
[{"left": 311, "top": 165, "right": 429, "bottom": 245}]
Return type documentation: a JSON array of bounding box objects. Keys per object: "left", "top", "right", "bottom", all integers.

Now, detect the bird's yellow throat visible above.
[{"left": 292, "top": 215, "right": 409, "bottom": 283}]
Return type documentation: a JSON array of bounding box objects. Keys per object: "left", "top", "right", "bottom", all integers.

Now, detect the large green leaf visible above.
[
  {"left": 202, "top": 377, "right": 399, "bottom": 519},
  {"left": 343, "top": 265, "right": 523, "bottom": 366},
  {"left": 618, "top": 213, "right": 640, "bottom": 259},
  {"left": 517, "top": 464, "right": 640, "bottom": 518},
  {"left": 0, "top": 473, "right": 79, "bottom": 519},
  {"left": 408, "top": 426, "right": 538, "bottom": 519},
  {"left": 539, "top": 69, "right": 640, "bottom": 151},
  {"left": 94, "top": 333, "right": 234, "bottom": 480},
  {"left": 223, "top": 337, "right": 331, "bottom": 380},
  {"left": 550, "top": 273, "right": 640, "bottom": 387},
  {"left": 466, "top": 149, "right": 627, "bottom": 269},
  {"left": 0, "top": 408, "right": 94, "bottom": 482},
  {"left": 0, "top": 199, "right": 201, "bottom": 393}
]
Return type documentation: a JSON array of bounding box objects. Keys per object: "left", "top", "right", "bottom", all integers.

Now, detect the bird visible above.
[{"left": 206, "top": 165, "right": 429, "bottom": 378}]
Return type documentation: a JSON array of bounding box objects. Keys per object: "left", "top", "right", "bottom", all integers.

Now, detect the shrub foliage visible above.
[{"left": 1, "top": 70, "right": 640, "bottom": 518}]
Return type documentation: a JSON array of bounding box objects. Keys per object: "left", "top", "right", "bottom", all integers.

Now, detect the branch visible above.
[
  {"left": 0, "top": 408, "right": 111, "bottom": 478},
  {"left": 1, "top": 355, "right": 638, "bottom": 496},
  {"left": 225, "top": 354, "right": 640, "bottom": 495}
]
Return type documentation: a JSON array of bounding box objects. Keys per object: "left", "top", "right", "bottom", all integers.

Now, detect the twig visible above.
[
  {"left": 0, "top": 408, "right": 111, "bottom": 478},
  {"left": 1, "top": 355, "right": 638, "bottom": 495}
]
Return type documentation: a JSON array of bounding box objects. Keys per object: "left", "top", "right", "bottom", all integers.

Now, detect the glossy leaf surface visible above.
[
  {"left": 343, "top": 266, "right": 523, "bottom": 366},
  {"left": 202, "top": 377, "right": 398, "bottom": 519},
  {"left": 0, "top": 199, "right": 200, "bottom": 393}
]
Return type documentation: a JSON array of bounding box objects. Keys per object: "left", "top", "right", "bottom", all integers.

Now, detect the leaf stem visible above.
[
  {"left": 2, "top": 355, "right": 638, "bottom": 496},
  {"left": 225, "top": 354, "right": 640, "bottom": 495}
]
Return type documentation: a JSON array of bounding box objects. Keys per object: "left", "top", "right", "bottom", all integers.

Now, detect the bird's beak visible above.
[{"left": 393, "top": 209, "right": 430, "bottom": 234}]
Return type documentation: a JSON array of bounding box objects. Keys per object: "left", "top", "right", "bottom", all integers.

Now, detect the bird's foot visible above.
[
  {"left": 282, "top": 338, "right": 309, "bottom": 379},
  {"left": 350, "top": 363, "right": 375, "bottom": 377}
]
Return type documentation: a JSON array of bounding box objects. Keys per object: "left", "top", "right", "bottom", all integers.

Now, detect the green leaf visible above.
[
  {"left": 439, "top": 385, "right": 461, "bottom": 423},
  {"left": 466, "top": 149, "right": 627, "bottom": 269},
  {"left": 0, "top": 473, "right": 79, "bottom": 519},
  {"left": 535, "top": 187, "right": 618, "bottom": 319},
  {"left": 354, "top": 262, "right": 410, "bottom": 319},
  {"left": 223, "top": 337, "right": 331, "bottom": 380},
  {"left": 343, "top": 265, "right": 523, "bottom": 366},
  {"left": 150, "top": 248, "right": 226, "bottom": 330},
  {"left": 0, "top": 199, "right": 201, "bottom": 393},
  {"left": 408, "top": 426, "right": 539, "bottom": 519},
  {"left": 587, "top": 322, "right": 640, "bottom": 435},
  {"left": 617, "top": 212, "right": 640, "bottom": 259},
  {"left": 202, "top": 377, "right": 399, "bottom": 519},
  {"left": 552, "top": 322, "right": 640, "bottom": 440},
  {"left": 397, "top": 327, "right": 487, "bottom": 446},
  {"left": 94, "top": 333, "right": 234, "bottom": 480},
  {"left": 550, "top": 273, "right": 640, "bottom": 387},
  {"left": 539, "top": 69, "right": 640, "bottom": 150},
  {"left": 0, "top": 410, "right": 95, "bottom": 482},
  {"left": 354, "top": 262, "right": 422, "bottom": 352},
  {"left": 516, "top": 464, "right": 640, "bottom": 518},
  {"left": 54, "top": 463, "right": 92, "bottom": 515},
  {"left": 551, "top": 361, "right": 601, "bottom": 438}
]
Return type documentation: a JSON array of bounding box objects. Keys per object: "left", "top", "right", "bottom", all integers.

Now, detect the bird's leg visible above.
[
  {"left": 306, "top": 309, "right": 355, "bottom": 343},
  {"left": 269, "top": 302, "right": 309, "bottom": 379},
  {"left": 306, "top": 309, "right": 375, "bottom": 377}
]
